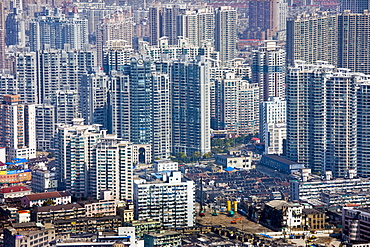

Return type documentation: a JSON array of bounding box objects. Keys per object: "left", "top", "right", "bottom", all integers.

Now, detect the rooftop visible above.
[
  {"left": 0, "top": 186, "right": 30, "bottom": 194},
  {"left": 25, "top": 191, "right": 70, "bottom": 201},
  {"left": 33, "top": 203, "right": 83, "bottom": 213}
]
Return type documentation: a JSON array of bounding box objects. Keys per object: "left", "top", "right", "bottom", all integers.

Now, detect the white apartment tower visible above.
[
  {"left": 55, "top": 118, "right": 104, "bottom": 197},
  {"left": 260, "top": 97, "right": 286, "bottom": 155},
  {"left": 0, "top": 95, "right": 36, "bottom": 160},
  {"left": 215, "top": 6, "right": 237, "bottom": 65},
  {"left": 91, "top": 135, "right": 133, "bottom": 201},
  {"left": 252, "top": 40, "right": 286, "bottom": 102},
  {"left": 134, "top": 171, "right": 195, "bottom": 227}
]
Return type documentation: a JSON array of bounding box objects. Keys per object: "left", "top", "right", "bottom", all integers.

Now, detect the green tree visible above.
[{"left": 42, "top": 199, "right": 55, "bottom": 207}]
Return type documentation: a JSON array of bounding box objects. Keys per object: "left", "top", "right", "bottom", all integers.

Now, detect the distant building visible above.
[{"left": 31, "top": 169, "right": 58, "bottom": 193}]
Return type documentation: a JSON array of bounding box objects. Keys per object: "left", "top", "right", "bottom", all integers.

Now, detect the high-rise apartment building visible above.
[
  {"left": 0, "top": 2, "right": 5, "bottom": 69},
  {"left": 286, "top": 12, "right": 338, "bottom": 66},
  {"left": 79, "top": 71, "right": 110, "bottom": 129},
  {"left": 357, "top": 78, "right": 370, "bottom": 178},
  {"left": 179, "top": 7, "right": 215, "bottom": 47},
  {"left": 109, "top": 73, "right": 131, "bottom": 142},
  {"left": 30, "top": 10, "right": 88, "bottom": 51},
  {"left": 152, "top": 72, "right": 172, "bottom": 159},
  {"left": 96, "top": 9, "right": 133, "bottom": 67},
  {"left": 338, "top": 11, "right": 370, "bottom": 74},
  {"left": 171, "top": 57, "right": 211, "bottom": 155},
  {"left": 214, "top": 72, "right": 259, "bottom": 136},
  {"left": 247, "top": 0, "right": 277, "bottom": 39},
  {"left": 103, "top": 40, "right": 134, "bottom": 73},
  {"left": 55, "top": 118, "right": 104, "bottom": 197},
  {"left": 287, "top": 11, "right": 370, "bottom": 74},
  {"left": 51, "top": 90, "right": 80, "bottom": 125},
  {"left": 35, "top": 103, "right": 55, "bottom": 151},
  {"left": 91, "top": 135, "right": 133, "bottom": 200},
  {"left": 260, "top": 97, "right": 286, "bottom": 155},
  {"left": 324, "top": 68, "right": 357, "bottom": 177},
  {"left": 15, "top": 52, "right": 38, "bottom": 104},
  {"left": 37, "top": 49, "right": 95, "bottom": 103},
  {"left": 287, "top": 61, "right": 360, "bottom": 177},
  {"left": 340, "top": 0, "right": 370, "bottom": 13},
  {"left": 134, "top": 171, "right": 194, "bottom": 228},
  {"left": 149, "top": 4, "right": 182, "bottom": 46},
  {"left": 215, "top": 6, "right": 237, "bottom": 65},
  {"left": 0, "top": 95, "right": 36, "bottom": 160},
  {"left": 252, "top": 40, "right": 286, "bottom": 102}
]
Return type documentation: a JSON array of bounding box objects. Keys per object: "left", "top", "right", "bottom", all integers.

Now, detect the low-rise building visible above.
[
  {"left": 261, "top": 200, "right": 303, "bottom": 231},
  {"left": 31, "top": 168, "right": 58, "bottom": 193},
  {"left": 123, "top": 219, "right": 162, "bottom": 238},
  {"left": 134, "top": 172, "right": 194, "bottom": 228},
  {"left": 290, "top": 169, "right": 370, "bottom": 201},
  {"left": 79, "top": 199, "right": 116, "bottom": 217},
  {"left": 215, "top": 153, "right": 253, "bottom": 170},
  {"left": 143, "top": 230, "right": 181, "bottom": 247},
  {"left": 0, "top": 186, "right": 31, "bottom": 201},
  {"left": 3, "top": 222, "right": 55, "bottom": 247},
  {"left": 32, "top": 203, "right": 86, "bottom": 223},
  {"left": 0, "top": 169, "right": 32, "bottom": 185},
  {"left": 53, "top": 215, "right": 122, "bottom": 235},
  {"left": 153, "top": 159, "right": 178, "bottom": 173},
  {"left": 302, "top": 208, "right": 325, "bottom": 231},
  {"left": 342, "top": 207, "right": 370, "bottom": 244},
  {"left": 0, "top": 207, "right": 31, "bottom": 223},
  {"left": 21, "top": 191, "right": 71, "bottom": 207},
  {"left": 259, "top": 155, "right": 305, "bottom": 174},
  {"left": 321, "top": 191, "right": 370, "bottom": 207}
]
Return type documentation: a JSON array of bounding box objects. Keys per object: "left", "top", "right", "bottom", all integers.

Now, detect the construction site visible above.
[{"left": 195, "top": 201, "right": 269, "bottom": 234}]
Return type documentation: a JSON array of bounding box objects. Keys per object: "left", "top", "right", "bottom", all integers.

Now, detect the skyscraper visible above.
[
  {"left": 0, "top": 2, "right": 5, "bottom": 69},
  {"left": 260, "top": 97, "right": 286, "bottom": 155},
  {"left": 79, "top": 71, "right": 110, "bottom": 128},
  {"left": 30, "top": 10, "right": 88, "bottom": 51},
  {"left": 124, "top": 57, "right": 153, "bottom": 145},
  {"left": 91, "top": 135, "right": 133, "bottom": 200},
  {"left": 171, "top": 57, "right": 211, "bottom": 155},
  {"left": 340, "top": 0, "right": 370, "bottom": 13},
  {"left": 286, "top": 12, "right": 338, "bottom": 66},
  {"left": 252, "top": 40, "right": 286, "bottom": 102},
  {"left": 56, "top": 118, "right": 104, "bottom": 197},
  {"left": 287, "top": 61, "right": 359, "bottom": 177},
  {"left": 215, "top": 6, "right": 237, "bottom": 65},
  {"left": 0, "top": 95, "right": 36, "bottom": 159},
  {"left": 247, "top": 0, "right": 277, "bottom": 39}
]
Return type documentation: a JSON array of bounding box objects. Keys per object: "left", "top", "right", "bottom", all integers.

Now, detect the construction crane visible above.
[{"left": 231, "top": 217, "right": 242, "bottom": 224}]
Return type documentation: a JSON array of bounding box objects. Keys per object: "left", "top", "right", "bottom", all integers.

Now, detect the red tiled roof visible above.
[
  {"left": 25, "top": 191, "right": 70, "bottom": 201},
  {"left": 0, "top": 186, "right": 30, "bottom": 194}
]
